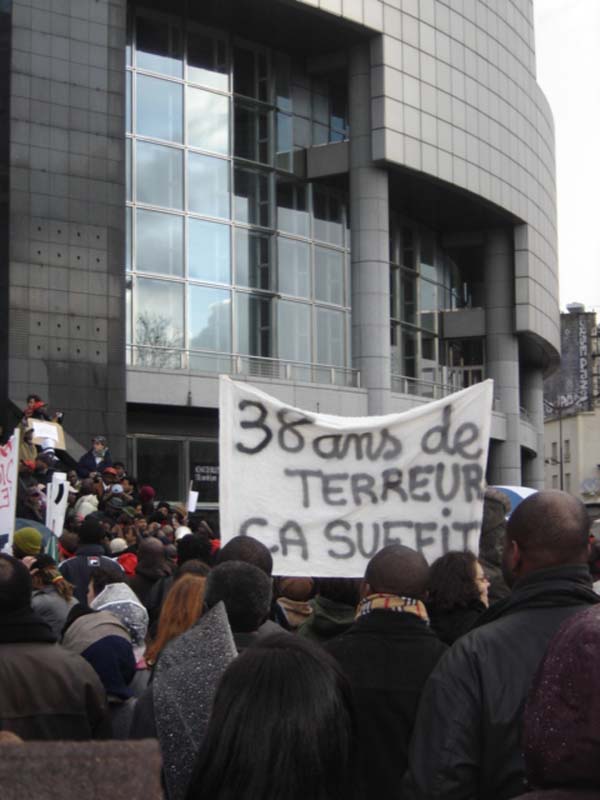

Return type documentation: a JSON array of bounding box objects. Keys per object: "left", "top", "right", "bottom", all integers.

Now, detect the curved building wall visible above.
[{"left": 296, "top": 0, "right": 559, "bottom": 361}]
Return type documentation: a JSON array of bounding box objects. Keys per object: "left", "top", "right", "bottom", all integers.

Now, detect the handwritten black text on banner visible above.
[{"left": 219, "top": 378, "right": 494, "bottom": 577}]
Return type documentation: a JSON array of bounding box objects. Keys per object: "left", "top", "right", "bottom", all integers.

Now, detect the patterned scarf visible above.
[{"left": 356, "top": 593, "right": 429, "bottom": 624}]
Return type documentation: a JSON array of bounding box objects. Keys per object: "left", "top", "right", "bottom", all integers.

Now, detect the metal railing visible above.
[{"left": 126, "top": 344, "right": 361, "bottom": 388}]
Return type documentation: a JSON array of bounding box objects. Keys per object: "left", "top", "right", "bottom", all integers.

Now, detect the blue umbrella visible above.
[{"left": 490, "top": 486, "right": 537, "bottom": 518}]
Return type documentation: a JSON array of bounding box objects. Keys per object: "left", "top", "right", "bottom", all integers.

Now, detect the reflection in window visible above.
[
  {"left": 234, "top": 167, "right": 270, "bottom": 227},
  {"left": 136, "top": 13, "right": 182, "bottom": 78},
  {"left": 276, "top": 180, "right": 309, "bottom": 237},
  {"left": 278, "top": 301, "right": 310, "bottom": 362},
  {"left": 136, "top": 75, "right": 182, "bottom": 143},
  {"left": 236, "top": 293, "right": 272, "bottom": 356},
  {"left": 189, "top": 219, "right": 230, "bottom": 284},
  {"left": 189, "top": 285, "right": 231, "bottom": 352},
  {"left": 188, "top": 29, "right": 228, "bottom": 91},
  {"left": 235, "top": 229, "right": 271, "bottom": 290},
  {"left": 277, "top": 237, "right": 310, "bottom": 298},
  {"left": 136, "top": 209, "right": 183, "bottom": 277},
  {"left": 315, "top": 246, "right": 344, "bottom": 306},
  {"left": 188, "top": 153, "right": 229, "bottom": 219},
  {"left": 187, "top": 87, "right": 229, "bottom": 154},
  {"left": 316, "top": 307, "right": 344, "bottom": 366},
  {"left": 136, "top": 141, "right": 183, "bottom": 209},
  {"left": 136, "top": 278, "right": 184, "bottom": 367}
]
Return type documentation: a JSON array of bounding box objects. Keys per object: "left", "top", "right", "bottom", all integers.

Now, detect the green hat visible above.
[{"left": 14, "top": 527, "right": 43, "bottom": 556}]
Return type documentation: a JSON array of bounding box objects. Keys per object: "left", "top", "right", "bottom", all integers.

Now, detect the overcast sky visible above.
[{"left": 533, "top": 0, "right": 600, "bottom": 313}]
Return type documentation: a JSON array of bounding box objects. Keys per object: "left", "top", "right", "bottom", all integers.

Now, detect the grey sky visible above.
[{"left": 534, "top": 0, "right": 600, "bottom": 313}]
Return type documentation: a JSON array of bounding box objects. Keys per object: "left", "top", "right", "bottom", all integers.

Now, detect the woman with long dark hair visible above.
[
  {"left": 185, "top": 634, "right": 357, "bottom": 800},
  {"left": 427, "top": 551, "right": 490, "bottom": 645}
]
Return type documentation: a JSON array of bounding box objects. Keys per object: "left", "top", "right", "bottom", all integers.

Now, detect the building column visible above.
[
  {"left": 484, "top": 229, "right": 521, "bottom": 484},
  {"left": 521, "top": 367, "right": 545, "bottom": 489},
  {"left": 349, "top": 43, "right": 391, "bottom": 415}
]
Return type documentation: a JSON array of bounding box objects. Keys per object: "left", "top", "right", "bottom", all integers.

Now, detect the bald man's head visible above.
[
  {"left": 365, "top": 545, "right": 430, "bottom": 600},
  {"left": 504, "top": 490, "right": 590, "bottom": 580}
]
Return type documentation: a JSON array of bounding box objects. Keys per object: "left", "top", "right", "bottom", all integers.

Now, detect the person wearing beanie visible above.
[
  {"left": 59, "top": 518, "right": 123, "bottom": 605},
  {"left": 12, "top": 527, "right": 43, "bottom": 559},
  {"left": 0, "top": 553, "right": 109, "bottom": 739}
]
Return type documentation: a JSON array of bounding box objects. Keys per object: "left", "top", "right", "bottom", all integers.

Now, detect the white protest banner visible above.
[
  {"left": 46, "top": 472, "right": 69, "bottom": 545},
  {"left": 0, "top": 429, "right": 20, "bottom": 555},
  {"left": 220, "top": 377, "right": 494, "bottom": 577}
]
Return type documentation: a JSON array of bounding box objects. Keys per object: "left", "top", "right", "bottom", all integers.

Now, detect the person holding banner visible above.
[{"left": 403, "top": 490, "right": 600, "bottom": 800}]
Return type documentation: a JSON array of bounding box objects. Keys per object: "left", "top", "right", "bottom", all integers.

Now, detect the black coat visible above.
[
  {"left": 327, "top": 611, "right": 447, "bottom": 798},
  {"left": 59, "top": 544, "right": 123, "bottom": 606},
  {"left": 428, "top": 600, "right": 486, "bottom": 645},
  {"left": 402, "top": 565, "right": 600, "bottom": 800}
]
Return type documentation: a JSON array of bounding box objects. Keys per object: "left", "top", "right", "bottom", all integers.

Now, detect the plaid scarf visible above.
[{"left": 356, "top": 593, "right": 429, "bottom": 625}]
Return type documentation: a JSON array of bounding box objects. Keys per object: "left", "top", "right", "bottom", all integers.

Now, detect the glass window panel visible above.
[
  {"left": 189, "top": 440, "right": 219, "bottom": 502},
  {"left": 136, "top": 141, "right": 183, "bottom": 209},
  {"left": 312, "top": 122, "right": 329, "bottom": 146},
  {"left": 234, "top": 103, "right": 270, "bottom": 164},
  {"left": 276, "top": 180, "right": 309, "bottom": 237},
  {"left": 313, "top": 87, "right": 328, "bottom": 124},
  {"left": 277, "top": 237, "right": 310, "bottom": 298},
  {"left": 136, "top": 438, "right": 182, "bottom": 500},
  {"left": 189, "top": 285, "right": 231, "bottom": 352},
  {"left": 187, "top": 29, "right": 228, "bottom": 91},
  {"left": 316, "top": 307, "right": 344, "bottom": 366},
  {"left": 274, "top": 53, "right": 292, "bottom": 113},
  {"left": 420, "top": 232, "right": 437, "bottom": 281},
  {"left": 136, "top": 75, "right": 182, "bottom": 143},
  {"left": 315, "top": 246, "right": 344, "bottom": 305},
  {"left": 236, "top": 293, "right": 272, "bottom": 356},
  {"left": 189, "top": 218, "right": 230, "bottom": 284},
  {"left": 313, "top": 188, "right": 344, "bottom": 245},
  {"left": 126, "top": 138, "right": 131, "bottom": 201},
  {"left": 402, "top": 270, "right": 417, "bottom": 324},
  {"left": 402, "top": 226, "right": 416, "bottom": 270},
  {"left": 235, "top": 229, "right": 271, "bottom": 290},
  {"left": 126, "top": 71, "right": 132, "bottom": 133},
  {"left": 293, "top": 115, "right": 311, "bottom": 149},
  {"left": 188, "top": 153, "right": 229, "bottom": 219},
  {"left": 135, "top": 278, "right": 184, "bottom": 367},
  {"left": 136, "top": 209, "right": 183, "bottom": 277},
  {"left": 233, "top": 46, "right": 255, "bottom": 98},
  {"left": 276, "top": 112, "right": 293, "bottom": 167},
  {"left": 126, "top": 207, "right": 131, "bottom": 270},
  {"left": 330, "top": 83, "right": 348, "bottom": 135},
  {"left": 136, "top": 13, "right": 182, "bottom": 78},
  {"left": 125, "top": 278, "right": 132, "bottom": 345},
  {"left": 187, "top": 87, "right": 229, "bottom": 154},
  {"left": 234, "top": 167, "right": 270, "bottom": 227},
  {"left": 419, "top": 279, "right": 438, "bottom": 331},
  {"left": 277, "top": 301, "right": 310, "bottom": 362}
]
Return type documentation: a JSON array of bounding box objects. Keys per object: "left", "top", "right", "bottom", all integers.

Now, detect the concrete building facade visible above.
[{"left": 2, "top": 0, "right": 560, "bottom": 515}]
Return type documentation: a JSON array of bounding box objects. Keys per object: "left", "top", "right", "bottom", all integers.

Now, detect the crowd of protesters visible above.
[{"left": 3, "top": 403, "right": 600, "bottom": 799}]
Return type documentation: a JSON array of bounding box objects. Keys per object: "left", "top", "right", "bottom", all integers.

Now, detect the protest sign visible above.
[
  {"left": 45, "top": 472, "right": 69, "bottom": 561},
  {"left": 220, "top": 377, "right": 494, "bottom": 577},
  {"left": 27, "top": 419, "right": 66, "bottom": 450},
  {"left": 187, "top": 486, "right": 199, "bottom": 512},
  {"left": 0, "top": 430, "right": 20, "bottom": 555}
]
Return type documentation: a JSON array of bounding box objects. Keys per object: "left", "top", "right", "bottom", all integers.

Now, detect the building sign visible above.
[
  {"left": 220, "top": 377, "right": 494, "bottom": 577},
  {"left": 545, "top": 312, "right": 596, "bottom": 412}
]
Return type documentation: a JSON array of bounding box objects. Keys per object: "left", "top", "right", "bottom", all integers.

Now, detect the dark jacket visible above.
[
  {"left": 297, "top": 595, "right": 356, "bottom": 643},
  {"left": 428, "top": 600, "right": 486, "bottom": 646},
  {"left": 77, "top": 449, "right": 113, "bottom": 479},
  {"left": 59, "top": 544, "right": 123, "bottom": 605},
  {"left": 402, "top": 565, "right": 600, "bottom": 800},
  {"left": 128, "top": 565, "right": 170, "bottom": 609},
  {"left": 327, "top": 611, "right": 447, "bottom": 797},
  {"left": 0, "top": 607, "right": 110, "bottom": 740}
]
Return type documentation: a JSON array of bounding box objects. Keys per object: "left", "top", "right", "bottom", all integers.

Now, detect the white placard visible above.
[
  {"left": 46, "top": 472, "right": 69, "bottom": 539},
  {"left": 187, "top": 490, "right": 199, "bottom": 512},
  {"left": 0, "top": 430, "right": 20, "bottom": 555},
  {"left": 220, "top": 377, "right": 494, "bottom": 577}
]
